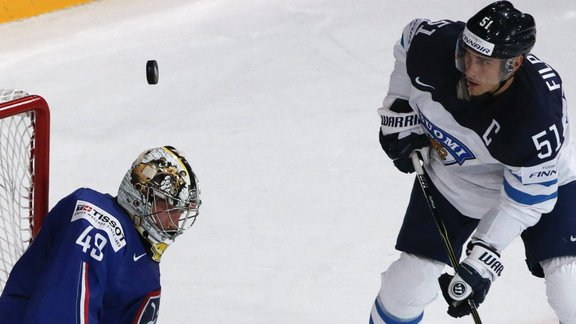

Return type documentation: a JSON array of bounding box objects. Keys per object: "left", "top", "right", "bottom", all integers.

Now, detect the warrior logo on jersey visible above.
[
  {"left": 134, "top": 291, "right": 161, "bottom": 324},
  {"left": 72, "top": 200, "right": 127, "bottom": 251},
  {"left": 419, "top": 112, "right": 475, "bottom": 165}
]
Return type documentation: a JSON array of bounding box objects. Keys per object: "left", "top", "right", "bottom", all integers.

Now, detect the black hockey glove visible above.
[
  {"left": 438, "top": 242, "right": 503, "bottom": 318},
  {"left": 379, "top": 131, "right": 430, "bottom": 173}
]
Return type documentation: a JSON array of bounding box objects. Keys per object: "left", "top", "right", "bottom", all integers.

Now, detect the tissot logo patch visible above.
[{"left": 72, "top": 200, "right": 126, "bottom": 251}]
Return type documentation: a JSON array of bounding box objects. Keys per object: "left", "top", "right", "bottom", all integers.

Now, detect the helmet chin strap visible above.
[
  {"left": 138, "top": 227, "right": 172, "bottom": 262},
  {"left": 469, "top": 74, "right": 514, "bottom": 102},
  {"left": 150, "top": 242, "right": 169, "bottom": 262},
  {"left": 131, "top": 214, "right": 173, "bottom": 262},
  {"left": 490, "top": 78, "right": 510, "bottom": 95},
  {"left": 469, "top": 92, "right": 493, "bottom": 103}
]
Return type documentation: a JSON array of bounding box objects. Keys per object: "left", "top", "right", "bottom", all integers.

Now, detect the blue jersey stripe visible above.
[
  {"left": 371, "top": 297, "right": 423, "bottom": 323},
  {"left": 539, "top": 179, "right": 558, "bottom": 187},
  {"left": 504, "top": 179, "right": 558, "bottom": 205}
]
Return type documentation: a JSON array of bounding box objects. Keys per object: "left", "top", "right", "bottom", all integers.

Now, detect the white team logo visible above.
[
  {"left": 449, "top": 280, "right": 470, "bottom": 301},
  {"left": 133, "top": 253, "right": 147, "bottom": 261},
  {"left": 415, "top": 77, "right": 435, "bottom": 90},
  {"left": 72, "top": 200, "right": 127, "bottom": 251},
  {"left": 452, "top": 282, "right": 467, "bottom": 297}
]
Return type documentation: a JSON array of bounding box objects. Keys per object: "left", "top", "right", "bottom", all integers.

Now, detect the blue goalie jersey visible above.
[{"left": 0, "top": 188, "right": 162, "bottom": 324}]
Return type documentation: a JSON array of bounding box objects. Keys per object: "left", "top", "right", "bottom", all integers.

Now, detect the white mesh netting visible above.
[{"left": 0, "top": 89, "right": 34, "bottom": 290}]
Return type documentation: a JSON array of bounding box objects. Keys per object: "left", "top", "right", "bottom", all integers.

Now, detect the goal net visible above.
[{"left": 0, "top": 89, "right": 50, "bottom": 291}]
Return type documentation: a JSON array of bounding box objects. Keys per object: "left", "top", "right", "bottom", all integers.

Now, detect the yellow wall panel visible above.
[{"left": 0, "top": 0, "right": 94, "bottom": 23}]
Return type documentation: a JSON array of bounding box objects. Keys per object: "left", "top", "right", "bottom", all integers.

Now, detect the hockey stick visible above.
[{"left": 410, "top": 153, "right": 482, "bottom": 324}]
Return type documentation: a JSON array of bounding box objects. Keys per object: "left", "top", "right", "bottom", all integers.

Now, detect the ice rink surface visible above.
[{"left": 0, "top": 0, "right": 575, "bottom": 322}]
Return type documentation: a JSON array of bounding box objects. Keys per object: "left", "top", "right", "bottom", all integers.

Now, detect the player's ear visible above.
[{"left": 512, "top": 55, "right": 524, "bottom": 73}]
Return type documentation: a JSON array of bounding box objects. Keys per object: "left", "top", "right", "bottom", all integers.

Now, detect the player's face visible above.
[
  {"left": 152, "top": 198, "right": 183, "bottom": 231},
  {"left": 461, "top": 49, "right": 503, "bottom": 96}
]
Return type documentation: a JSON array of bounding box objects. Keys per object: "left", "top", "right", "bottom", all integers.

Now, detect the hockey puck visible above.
[{"left": 146, "top": 60, "right": 159, "bottom": 85}]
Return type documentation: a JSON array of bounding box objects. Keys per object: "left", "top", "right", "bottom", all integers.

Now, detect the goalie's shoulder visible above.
[
  {"left": 44, "top": 188, "right": 131, "bottom": 254},
  {"left": 60, "top": 188, "right": 127, "bottom": 230}
]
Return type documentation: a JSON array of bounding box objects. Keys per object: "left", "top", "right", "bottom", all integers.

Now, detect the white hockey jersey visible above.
[{"left": 379, "top": 19, "right": 576, "bottom": 250}]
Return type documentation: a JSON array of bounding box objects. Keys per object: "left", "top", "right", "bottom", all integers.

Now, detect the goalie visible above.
[{"left": 0, "top": 146, "right": 201, "bottom": 323}]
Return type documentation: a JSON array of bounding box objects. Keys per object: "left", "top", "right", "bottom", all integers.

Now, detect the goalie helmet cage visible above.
[{"left": 0, "top": 89, "right": 50, "bottom": 291}]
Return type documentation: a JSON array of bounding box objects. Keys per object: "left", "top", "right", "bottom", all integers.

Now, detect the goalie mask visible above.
[{"left": 118, "top": 146, "right": 201, "bottom": 262}]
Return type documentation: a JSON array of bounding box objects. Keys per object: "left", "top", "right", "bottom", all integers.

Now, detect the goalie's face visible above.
[
  {"left": 152, "top": 198, "right": 182, "bottom": 231},
  {"left": 148, "top": 190, "right": 199, "bottom": 237}
]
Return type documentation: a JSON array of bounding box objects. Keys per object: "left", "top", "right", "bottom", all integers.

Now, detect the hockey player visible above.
[
  {"left": 0, "top": 146, "right": 201, "bottom": 323},
  {"left": 370, "top": 1, "right": 576, "bottom": 323}
]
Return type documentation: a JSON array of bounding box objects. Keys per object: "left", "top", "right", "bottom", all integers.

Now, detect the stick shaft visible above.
[{"left": 410, "top": 154, "right": 482, "bottom": 324}]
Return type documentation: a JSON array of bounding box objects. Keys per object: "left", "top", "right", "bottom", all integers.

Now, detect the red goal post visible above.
[{"left": 0, "top": 89, "right": 50, "bottom": 290}]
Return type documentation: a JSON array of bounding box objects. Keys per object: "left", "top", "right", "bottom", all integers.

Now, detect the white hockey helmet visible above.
[{"left": 117, "top": 146, "right": 201, "bottom": 261}]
